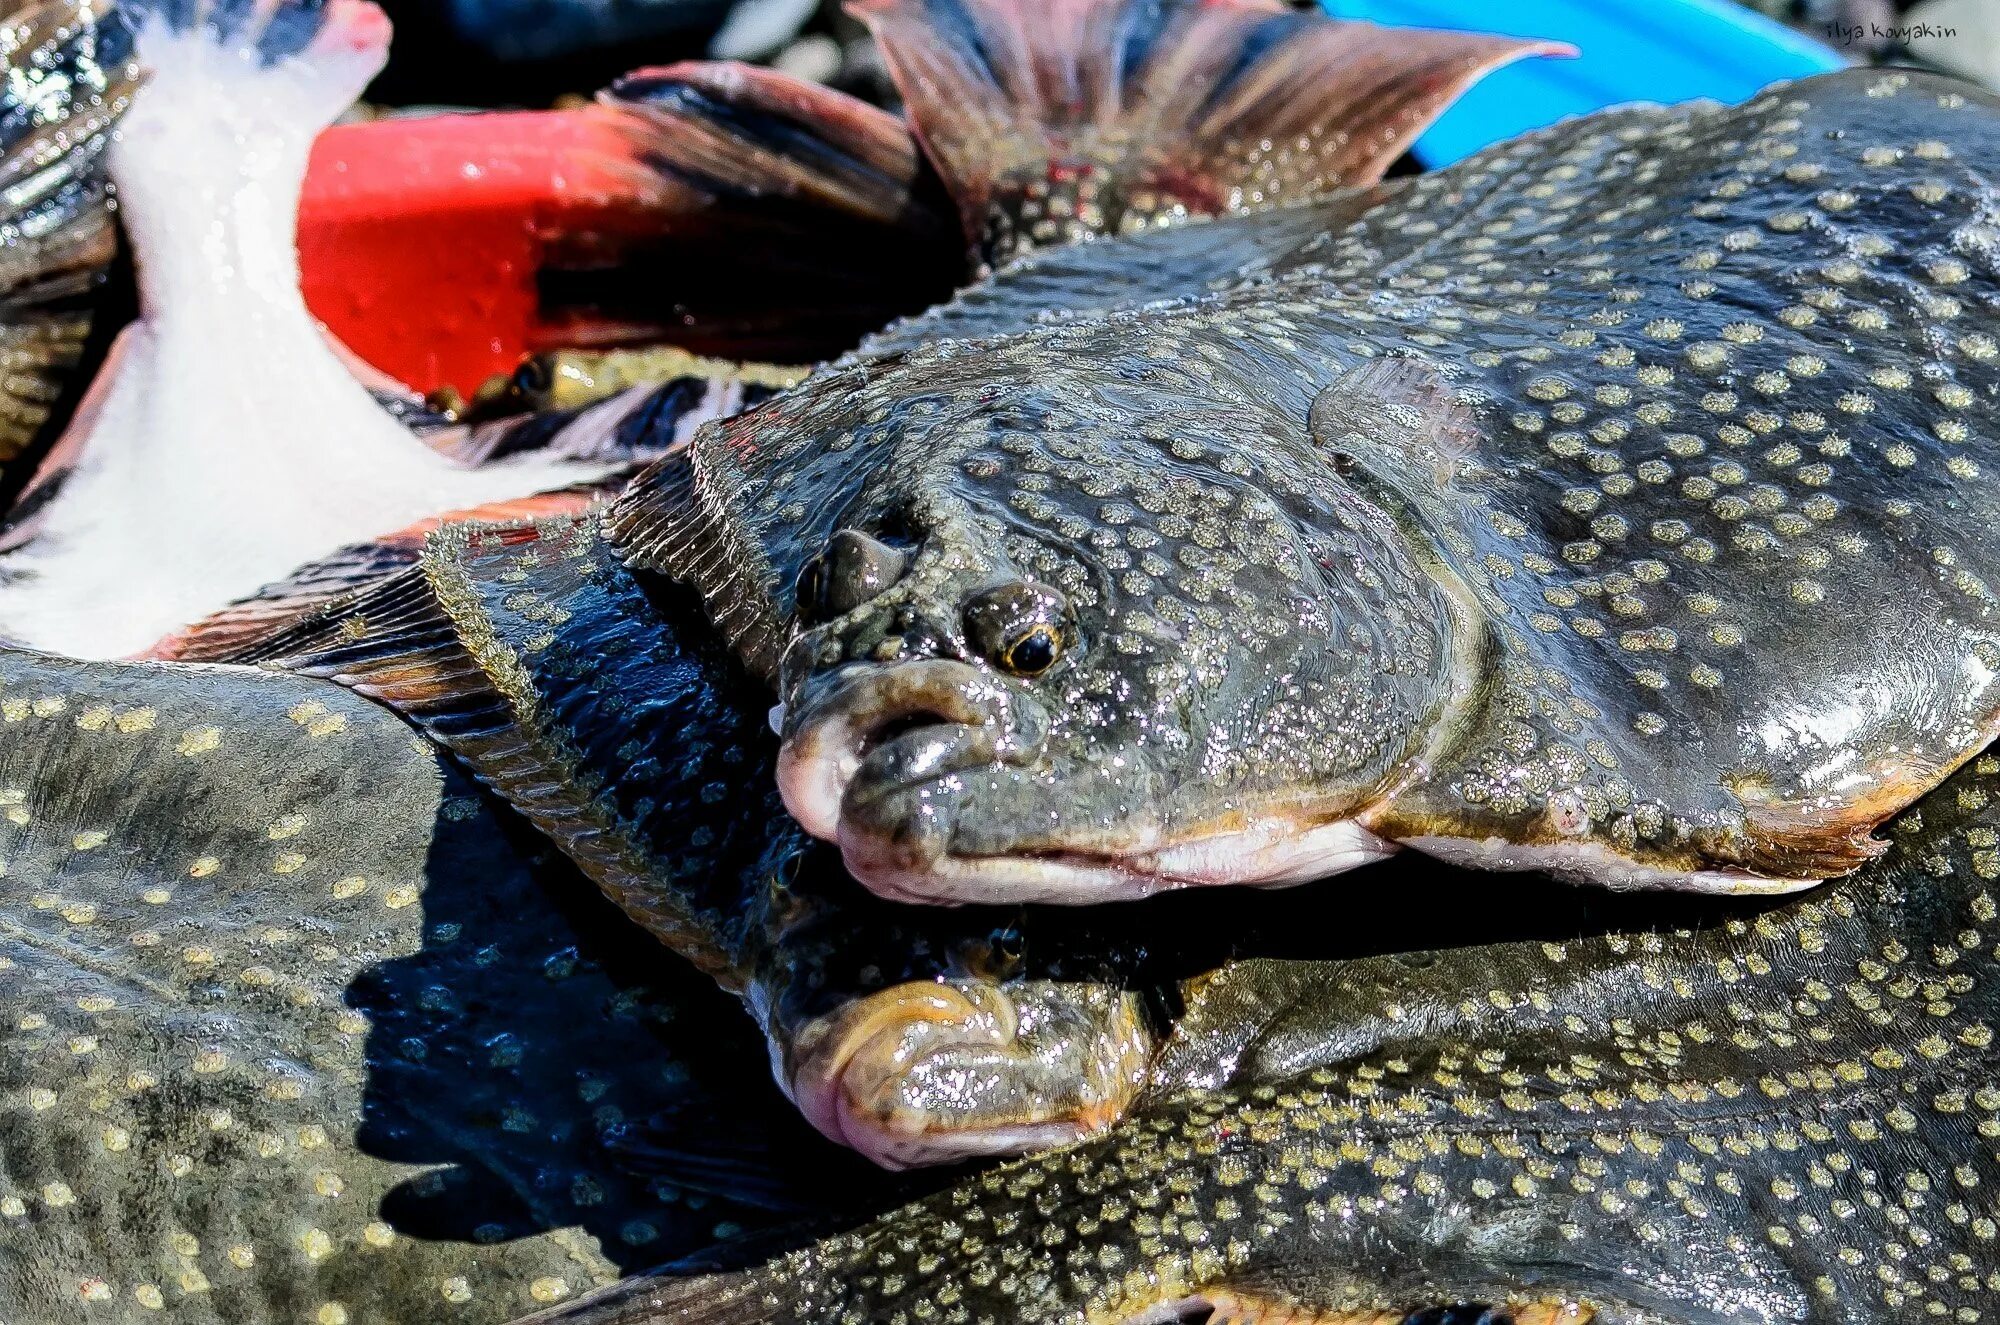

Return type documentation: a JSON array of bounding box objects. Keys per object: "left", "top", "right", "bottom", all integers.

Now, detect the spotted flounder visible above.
[
  {"left": 0, "top": 648, "right": 914, "bottom": 1323},
  {"left": 615, "top": 68, "right": 2000, "bottom": 904},
  {"left": 241, "top": 511, "right": 1619, "bottom": 1170},
  {"left": 523, "top": 736, "right": 2000, "bottom": 1325}
]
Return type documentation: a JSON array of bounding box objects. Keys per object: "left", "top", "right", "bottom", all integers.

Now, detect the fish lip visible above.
[
  {"left": 776, "top": 658, "right": 1046, "bottom": 840},
  {"left": 771, "top": 980, "right": 1151, "bottom": 1169},
  {"left": 835, "top": 794, "right": 1400, "bottom": 905}
]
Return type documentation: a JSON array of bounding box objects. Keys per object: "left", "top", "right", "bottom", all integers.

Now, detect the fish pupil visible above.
[{"left": 1003, "top": 627, "right": 1058, "bottom": 676}]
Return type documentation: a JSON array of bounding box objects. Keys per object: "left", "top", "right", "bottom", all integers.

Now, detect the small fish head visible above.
[{"left": 770, "top": 363, "right": 1457, "bottom": 905}]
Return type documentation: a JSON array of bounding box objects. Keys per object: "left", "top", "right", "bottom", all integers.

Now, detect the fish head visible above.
[{"left": 754, "top": 354, "right": 1463, "bottom": 905}]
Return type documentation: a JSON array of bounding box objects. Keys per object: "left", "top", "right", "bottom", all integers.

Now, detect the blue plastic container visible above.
[{"left": 1322, "top": 0, "right": 1850, "bottom": 165}]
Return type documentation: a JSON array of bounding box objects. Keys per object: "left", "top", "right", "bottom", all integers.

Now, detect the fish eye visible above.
[
  {"left": 1000, "top": 625, "right": 1060, "bottom": 676},
  {"left": 962, "top": 581, "right": 1070, "bottom": 678},
  {"left": 795, "top": 529, "right": 909, "bottom": 623},
  {"left": 508, "top": 354, "right": 554, "bottom": 403}
]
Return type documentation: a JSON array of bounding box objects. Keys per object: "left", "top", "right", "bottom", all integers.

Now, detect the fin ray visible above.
[{"left": 855, "top": 0, "right": 1566, "bottom": 261}]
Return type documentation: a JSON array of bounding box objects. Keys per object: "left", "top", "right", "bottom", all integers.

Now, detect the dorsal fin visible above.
[
  {"left": 854, "top": 0, "right": 1568, "bottom": 263},
  {"left": 239, "top": 514, "right": 781, "bottom": 985},
  {"left": 607, "top": 443, "right": 792, "bottom": 683}
]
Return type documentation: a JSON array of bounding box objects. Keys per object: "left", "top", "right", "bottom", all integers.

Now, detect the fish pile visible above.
[{"left": 0, "top": 0, "right": 1997, "bottom": 1320}]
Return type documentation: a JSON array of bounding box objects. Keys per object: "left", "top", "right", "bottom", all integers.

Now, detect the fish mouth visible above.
[
  {"left": 770, "top": 979, "right": 1153, "bottom": 1169},
  {"left": 776, "top": 658, "right": 1048, "bottom": 841},
  {"left": 778, "top": 660, "right": 1398, "bottom": 905},
  {"left": 836, "top": 804, "right": 1401, "bottom": 905}
]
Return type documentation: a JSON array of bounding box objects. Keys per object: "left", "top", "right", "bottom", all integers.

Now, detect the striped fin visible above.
[
  {"left": 149, "top": 486, "right": 608, "bottom": 661},
  {"left": 606, "top": 442, "right": 790, "bottom": 683},
  {"left": 535, "top": 60, "right": 964, "bottom": 362},
  {"left": 240, "top": 514, "right": 781, "bottom": 985},
  {"left": 856, "top": 0, "right": 1568, "bottom": 263}
]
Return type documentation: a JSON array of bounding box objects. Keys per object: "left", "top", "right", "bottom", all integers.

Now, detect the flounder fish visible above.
[
  {"left": 524, "top": 734, "right": 2000, "bottom": 1325},
  {"left": 606, "top": 56, "right": 2000, "bottom": 906},
  {"left": 140, "top": 0, "right": 1564, "bottom": 1165},
  {"left": 0, "top": 645, "right": 931, "bottom": 1324}
]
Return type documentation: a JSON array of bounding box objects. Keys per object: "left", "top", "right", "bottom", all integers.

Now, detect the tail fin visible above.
[
  {"left": 0, "top": 0, "right": 138, "bottom": 482},
  {"left": 855, "top": 0, "right": 1568, "bottom": 262},
  {"left": 533, "top": 61, "right": 965, "bottom": 362}
]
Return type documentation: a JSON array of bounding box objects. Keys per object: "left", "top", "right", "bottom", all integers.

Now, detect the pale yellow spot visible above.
[
  {"left": 298, "top": 1228, "right": 335, "bottom": 1261},
  {"left": 331, "top": 876, "right": 367, "bottom": 900},
  {"left": 267, "top": 813, "right": 308, "bottom": 841},
  {"left": 114, "top": 707, "right": 157, "bottom": 734},
  {"left": 189, "top": 857, "right": 220, "bottom": 878},
  {"left": 272, "top": 851, "right": 307, "bottom": 875},
  {"left": 71, "top": 830, "right": 106, "bottom": 851},
  {"left": 529, "top": 1278, "right": 570, "bottom": 1304},
  {"left": 176, "top": 727, "right": 222, "bottom": 757},
  {"left": 384, "top": 885, "right": 419, "bottom": 910}
]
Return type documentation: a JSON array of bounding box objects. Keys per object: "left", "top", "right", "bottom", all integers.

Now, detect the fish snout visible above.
[
  {"left": 775, "top": 659, "right": 1049, "bottom": 842},
  {"left": 776, "top": 979, "right": 1153, "bottom": 1168}
]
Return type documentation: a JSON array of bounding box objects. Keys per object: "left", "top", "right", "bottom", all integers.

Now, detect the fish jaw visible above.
[
  {"left": 833, "top": 801, "right": 1402, "bottom": 906},
  {"left": 0, "top": 0, "right": 619, "bottom": 659},
  {"left": 777, "top": 655, "right": 1412, "bottom": 904},
  {"left": 766, "top": 978, "right": 1154, "bottom": 1169}
]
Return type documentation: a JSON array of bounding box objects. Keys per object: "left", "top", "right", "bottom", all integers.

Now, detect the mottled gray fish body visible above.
[
  {"left": 0, "top": 651, "right": 787, "bottom": 1323},
  {"left": 626, "top": 69, "right": 2000, "bottom": 904},
  {"left": 520, "top": 739, "right": 2000, "bottom": 1325}
]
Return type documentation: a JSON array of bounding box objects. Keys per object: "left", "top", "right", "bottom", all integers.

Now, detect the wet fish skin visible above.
[
  {"left": 626, "top": 68, "right": 2000, "bottom": 904},
  {"left": 526, "top": 741, "right": 2000, "bottom": 1325},
  {"left": 0, "top": 649, "right": 824, "bottom": 1324},
  {"left": 238, "top": 514, "right": 1168, "bottom": 1167}
]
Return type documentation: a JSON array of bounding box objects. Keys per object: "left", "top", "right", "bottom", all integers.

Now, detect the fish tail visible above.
[
  {"left": 853, "top": 0, "right": 1568, "bottom": 263},
  {"left": 0, "top": 0, "right": 138, "bottom": 478},
  {"left": 532, "top": 62, "right": 965, "bottom": 363}
]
